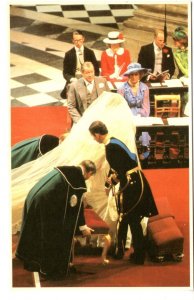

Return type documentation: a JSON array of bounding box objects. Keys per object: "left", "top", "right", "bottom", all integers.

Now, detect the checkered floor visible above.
[{"left": 10, "top": 4, "right": 136, "bottom": 107}]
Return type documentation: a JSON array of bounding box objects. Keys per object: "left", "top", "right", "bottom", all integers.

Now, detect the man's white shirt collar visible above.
[
  {"left": 103, "top": 135, "right": 111, "bottom": 145},
  {"left": 84, "top": 79, "right": 94, "bottom": 86},
  {"left": 84, "top": 79, "right": 94, "bottom": 93},
  {"left": 153, "top": 42, "right": 161, "bottom": 52},
  {"left": 75, "top": 46, "right": 84, "bottom": 53}
]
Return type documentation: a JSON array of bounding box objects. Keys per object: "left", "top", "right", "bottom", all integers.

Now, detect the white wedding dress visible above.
[{"left": 12, "top": 92, "right": 139, "bottom": 236}]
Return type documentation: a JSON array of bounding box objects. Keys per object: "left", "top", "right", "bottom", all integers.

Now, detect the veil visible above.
[{"left": 12, "top": 92, "right": 139, "bottom": 233}]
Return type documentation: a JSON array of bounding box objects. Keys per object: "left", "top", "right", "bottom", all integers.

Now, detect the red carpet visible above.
[
  {"left": 11, "top": 106, "right": 72, "bottom": 145},
  {"left": 11, "top": 106, "right": 191, "bottom": 288},
  {"left": 144, "top": 168, "right": 189, "bottom": 223}
]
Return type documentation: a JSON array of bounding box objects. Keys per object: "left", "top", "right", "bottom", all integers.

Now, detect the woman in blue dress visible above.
[
  {"left": 118, "top": 63, "right": 151, "bottom": 159},
  {"left": 118, "top": 62, "right": 150, "bottom": 117}
]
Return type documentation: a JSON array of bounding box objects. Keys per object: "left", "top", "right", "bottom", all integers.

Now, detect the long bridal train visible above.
[{"left": 12, "top": 92, "right": 138, "bottom": 240}]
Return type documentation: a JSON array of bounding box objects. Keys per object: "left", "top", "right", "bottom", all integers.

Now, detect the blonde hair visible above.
[
  {"left": 81, "top": 61, "right": 94, "bottom": 73},
  {"left": 154, "top": 29, "right": 164, "bottom": 38}
]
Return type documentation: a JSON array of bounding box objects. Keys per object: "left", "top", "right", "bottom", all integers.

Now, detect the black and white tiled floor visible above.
[{"left": 10, "top": 4, "right": 136, "bottom": 107}]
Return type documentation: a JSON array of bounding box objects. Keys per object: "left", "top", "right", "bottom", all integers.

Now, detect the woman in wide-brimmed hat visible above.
[
  {"left": 100, "top": 31, "right": 131, "bottom": 82},
  {"left": 118, "top": 62, "right": 151, "bottom": 159},
  {"left": 118, "top": 63, "right": 150, "bottom": 117}
]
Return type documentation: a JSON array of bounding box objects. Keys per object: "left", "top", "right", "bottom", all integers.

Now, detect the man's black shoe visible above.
[
  {"left": 69, "top": 264, "right": 77, "bottom": 273},
  {"left": 39, "top": 270, "right": 66, "bottom": 281},
  {"left": 128, "top": 253, "right": 144, "bottom": 265},
  {"left": 24, "top": 261, "right": 40, "bottom": 272},
  {"left": 113, "top": 251, "right": 124, "bottom": 260}
]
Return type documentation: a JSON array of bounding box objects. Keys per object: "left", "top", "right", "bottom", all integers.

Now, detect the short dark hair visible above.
[
  {"left": 80, "top": 160, "right": 96, "bottom": 175},
  {"left": 73, "top": 30, "right": 84, "bottom": 37},
  {"left": 89, "top": 121, "right": 108, "bottom": 135}
]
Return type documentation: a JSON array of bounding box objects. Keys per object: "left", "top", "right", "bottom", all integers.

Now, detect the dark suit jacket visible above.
[
  {"left": 138, "top": 43, "right": 175, "bottom": 79},
  {"left": 63, "top": 46, "right": 99, "bottom": 82}
]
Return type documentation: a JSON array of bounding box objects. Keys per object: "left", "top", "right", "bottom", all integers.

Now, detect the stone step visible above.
[
  {"left": 123, "top": 4, "right": 188, "bottom": 35},
  {"left": 124, "top": 15, "right": 187, "bottom": 35},
  {"left": 138, "top": 4, "right": 188, "bottom": 17}
]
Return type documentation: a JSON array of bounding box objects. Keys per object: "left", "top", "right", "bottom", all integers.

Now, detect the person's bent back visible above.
[{"left": 11, "top": 134, "right": 59, "bottom": 169}]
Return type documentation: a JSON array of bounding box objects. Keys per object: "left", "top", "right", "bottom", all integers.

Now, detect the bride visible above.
[{"left": 12, "top": 91, "right": 139, "bottom": 237}]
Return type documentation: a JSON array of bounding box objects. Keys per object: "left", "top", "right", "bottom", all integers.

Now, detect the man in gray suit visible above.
[
  {"left": 67, "top": 61, "right": 110, "bottom": 124},
  {"left": 61, "top": 30, "right": 99, "bottom": 99}
]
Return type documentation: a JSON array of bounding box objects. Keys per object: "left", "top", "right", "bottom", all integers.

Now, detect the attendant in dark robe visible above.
[
  {"left": 11, "top": 134, "right": 60, "bottom": 169},
  {"left": 16, "top": 160, "right": 96, "bottom": 280},
  {"left": 89, "top": 121, "right": 158, "bottom": 265}
]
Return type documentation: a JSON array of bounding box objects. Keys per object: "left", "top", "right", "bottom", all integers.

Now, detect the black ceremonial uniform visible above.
[
  {"left": 105, "top": 137, "right": 158, "bottom": 264},
  {"left": 11, "top": 134, "right": 59, "bottom": 169},
  {"left": 16, "top": 166, "right": 86, "bottom": 279}
]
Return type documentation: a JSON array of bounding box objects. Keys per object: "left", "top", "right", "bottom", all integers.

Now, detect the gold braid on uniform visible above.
[{"left": 112, "top": 166, "right": 144, "bottom": 221}]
